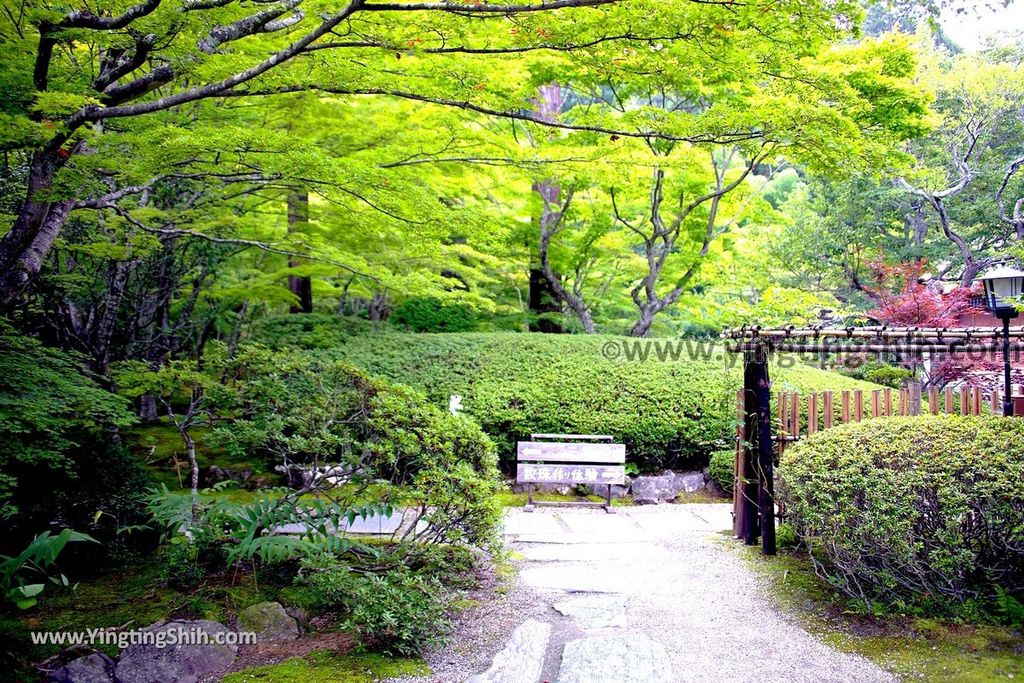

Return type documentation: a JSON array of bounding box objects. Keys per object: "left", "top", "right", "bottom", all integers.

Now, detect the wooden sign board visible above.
[
  {"left": 516, "top": 441, "right": 625, "bottom": 464},
  {"left": 516, "top": 463, "right": 625, "bottom": 486}
]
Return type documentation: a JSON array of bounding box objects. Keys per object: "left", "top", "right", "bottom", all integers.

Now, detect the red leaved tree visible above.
[
  {"left": 866, "top": 259, "right": 979, "bottom": 327},
  {"left": 865, "top": 259, "right": 984, "bottom": 388}
]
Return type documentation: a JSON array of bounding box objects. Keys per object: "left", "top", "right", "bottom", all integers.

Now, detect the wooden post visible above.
[
  {"left": 791, "top": 393, "right": 801, "bottom": 438},
  {"left": 823, "top": 391, "right": 834, "bottom": 429},
  {"left": 808, "top": 393, "right": 819, "bottom": 435},
  {"left": 929, "top": 387, "right": 939, "bottom": 415},
  {"left": 898, "top": 389, "right": 907, "bottom": 416},
  {"left": 960, "top": 389, "right": 969, "bottom": 416},
  {"left": 872, "top": 390, "right": 881, "bottom": 418},
  {"left": 945, "top": 387, "right": 954, "bottom": 414},
  {"left": 733, "top": 389, "right": 745, "bottom": 539},
  {"left": 777, "top": 392, "right": 788, "bottom": 460},
  {"left": 972, "top": 387, "right": 982, "bottom": 416},
  {"left": 884, "top": 388, "right": 893, "bottom": 417},
  {"left": 992, "top": 388, "right": 1001, "bottom": 414},
  {"left": 741, "top": 354, "right": 760, "bottom": 546},
  {"left": 909, "top": 382, "right": 922, "bottom": 416},
  {"left": 752, "top": 348, "right": 776, "bottom": 556},
  {"left": 855, "top": 390, "right": 864, "bottom": 422},
  {"left": 841, "top": 390, "right": 851, "bottom": 423}
]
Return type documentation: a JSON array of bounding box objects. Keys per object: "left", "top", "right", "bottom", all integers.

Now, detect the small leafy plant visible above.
[
  {"left": 296, "top": 555, "right": 450, "bottom": 656},
  {"left": 1, "top": 529, "right": 96, "bottom": 609}
]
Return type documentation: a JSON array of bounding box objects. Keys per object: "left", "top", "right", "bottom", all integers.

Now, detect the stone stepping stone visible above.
[
  {"left": 557, "top": 634, "right": 673, "bottom": 683},
  {"left": 518, "top": 542, "right": 672, "bottom": 563},
  {"left": 552, "top": 594, "right": 627, "bottom": 629},
  {"left": 520, "top": 564, "right": 637, "bottom": 594},
  {"left": 465, "top": 619, "right": 551, "bottom": 683}
]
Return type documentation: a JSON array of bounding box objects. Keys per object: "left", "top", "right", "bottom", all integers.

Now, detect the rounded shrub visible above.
[
  {"left": 390, "top": 297, "right": 479, "bottom": 332},
  {"left": 779, "top": 415, "right": 1024, "bottom": 615}
]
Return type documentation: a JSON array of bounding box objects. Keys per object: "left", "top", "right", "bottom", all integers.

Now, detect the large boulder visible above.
[
  {"left": 632, "top": 470, "right": 709, "bottom": 503},
  {"left": 48, "top": 652, "right": 115, "bottom": 683},
  {"left": 586, "top": 478, "right": 632, "bottom": 500},
  {"left": 630, "top": 473, "right": 679, "bottom": 504},
  {"left": 673, "top": 471, "right": 706, "bottom": 494},
  {"left": 237, "top": 601, "right": 299, "bottom": 642},
  {"left": 114, "top": 620, "right": 237, "bottom": 683}
]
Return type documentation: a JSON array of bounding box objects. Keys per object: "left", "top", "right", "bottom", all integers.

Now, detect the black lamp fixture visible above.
[{"left": 977, "top": 263, "right": 1024, "bottom": 416}]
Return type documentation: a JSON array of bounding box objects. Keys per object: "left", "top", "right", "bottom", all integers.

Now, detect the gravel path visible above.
[{"left": 388, "top": 504, "right": 894, "bottom": 683}]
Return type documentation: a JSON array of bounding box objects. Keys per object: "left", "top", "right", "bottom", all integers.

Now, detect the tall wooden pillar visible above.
[
  {"left": 741, "top": 351, "right": 760, "bottom": 546},
  {"left": 741, "top": 346, "right": 776, "bottom": 555}
]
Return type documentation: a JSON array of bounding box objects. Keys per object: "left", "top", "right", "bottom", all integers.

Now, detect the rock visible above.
[
  {"left": 553, "top": 594, "right": 627, "bottom": 629},
  {"left": 466, "top": 619, "right": 551, "bottom": 683},
  {"left": 703, "top": 469, "right": 727, "bottom": 498},
  {"left": 512, "top": 482, "right": 573, "bottom": 495},
  {"left": 587, "top": 477, "right": 632, "bottom": 500},
  {"left": 205, "top": 465, "right": 229, "bottom": 484},
  {"left": 630, "top": 473, "right": 678, "bottom": 504},
  {"left": 673, "top": 471, "right": 706, "bottom": 494},
  {"left": 48, "top": 653, "right": 115, "bottom": 683},
  {"left": 284, "top": 606, "right": 309, "bottom": 631},
  {"left": 237, "top": 602, "right": 299, "bottom": 642},
  {"left": 114, "top": 620, "right": 237, "bottom": 683},
  {"left": 276, "top": 464, "right": 349, "bottom": 489},
  {"left": 557, "top": 634, "right": 673, "bottom": 683},
  {"left": 204, "top": 466, "right": 252, "bottom": 487}
]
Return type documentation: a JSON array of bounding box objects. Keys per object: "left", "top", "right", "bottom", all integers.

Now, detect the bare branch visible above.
[{"left": 224, "top": 86, "right": 766, "bottom": 145}]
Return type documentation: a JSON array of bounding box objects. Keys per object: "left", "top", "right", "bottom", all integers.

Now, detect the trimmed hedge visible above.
[
  {"left": 251, "top": 318, "right": 880, "bottom": 471},
  {"left": 708, "top": 449, "right": 735, "bottom": 494},
  {"left": 779, "top": 416, "right": 1024, "bottom": 615}
]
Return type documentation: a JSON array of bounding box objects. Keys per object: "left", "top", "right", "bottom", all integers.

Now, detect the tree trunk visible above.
[
  {"left": 139, "top": 393, "right": 159, "bottom": 422},
  {"left": 287, "top": 189, "right": 313, "bottom": 313},
  {"left": 368, "top": 292, "right": 390, "bottom": 322},
  {"left": 630, "top": 304, "right": 659, "bottom": 337},
  {"left": 0, "top": 150, "right": 74, "bottom": 310},
  {"left": 528, "top": 267, "right": 564, "bottom": 333}
]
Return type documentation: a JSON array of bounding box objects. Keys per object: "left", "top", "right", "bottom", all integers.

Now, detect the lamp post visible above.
[{"left": 977, "top": 264, "right": 1024, "bottom": 416}]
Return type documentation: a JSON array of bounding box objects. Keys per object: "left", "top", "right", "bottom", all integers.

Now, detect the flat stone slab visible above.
[
  {"left": 517, "top": 542, "right": 671, "bottom": 564},
  {"left": 465, "top": 619, "right": 551, "bottom": 683},
  {"left": 502, "top": 512, "right": 569, "bottom": 536},
  {"left": 553, "top": 594, "right": 627, "bottom": 629},
  {"left": 339, "top": 510, "right": 403, "bottom": 534},
  {"left": 521, "top": 564, "right": 639, "bottom": 594},
  {"left": 271, "top": 510, "right": 404, "bottom": 536},
  {"left": 557, "top": 634, "right": 673, "bottom": 683}
]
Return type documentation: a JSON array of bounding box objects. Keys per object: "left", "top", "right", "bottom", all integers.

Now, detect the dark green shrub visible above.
[
  {"left": 779, "top": 416, "right": 1024, "bottom": 617},
  {"left": 212, "top": 346, "right": 502, "bottom": 552},
  {"left": 391, "top": 297, "right": 479, "bottom": 332},
  {"left": 248, "top": 313, "right": 379, "bottom": 350},
  {"left": 708, "top": 449, "right": 734, "bottom": 493},
  {"left": 841, "top": 361, "right": 913, "bottom": 389},
  {"left": 0, "top": 324, "right": 134, "bottom": 544},
  {"left": 297, "top": 557, "right": 449, "bottom": 655},
  {"left": 410, "top": 544, "right": 478, "bottom": 590}
]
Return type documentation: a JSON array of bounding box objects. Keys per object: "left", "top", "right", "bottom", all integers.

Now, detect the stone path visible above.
[{"left": 467, "top": 504, "right": 894, "bottom": 683}]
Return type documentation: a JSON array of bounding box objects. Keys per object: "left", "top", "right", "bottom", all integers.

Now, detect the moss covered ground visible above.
[
  {"left": 223, "top": 650, "right": 430, "bottom": 682},
  {"left": 737, "top": 543, "right": 1024, "bottom": 682}
]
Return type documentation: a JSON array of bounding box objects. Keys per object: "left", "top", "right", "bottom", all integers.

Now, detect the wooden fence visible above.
[
  {"left": 731, "top": 383, "right": 1017, "bottom": 531},
  {"left": 735, "top": 384, "right": 1018, "bottom": 455}
]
